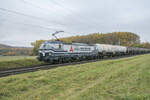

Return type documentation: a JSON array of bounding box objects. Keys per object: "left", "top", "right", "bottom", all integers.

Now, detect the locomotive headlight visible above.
[
  {"left": 49, "top": 53, "right": 52, "bottom": 56},
  {"left": 42, "top": 52, "right": 45, "bottom": 56}
]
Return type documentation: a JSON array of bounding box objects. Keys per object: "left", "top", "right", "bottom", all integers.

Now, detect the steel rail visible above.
[{"left": 0, "top": 55, "right": 144, "bottom": 78}]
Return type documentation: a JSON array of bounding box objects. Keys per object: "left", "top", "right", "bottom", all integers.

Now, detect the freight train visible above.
[{"left": 38, "top": 41, "right": 150, "bottom": 63}]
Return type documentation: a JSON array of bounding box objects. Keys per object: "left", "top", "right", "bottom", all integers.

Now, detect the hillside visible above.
[
  {"left": 0, "top": 44, "right": 12, "bottom": 48},
  {"left": 0, "top": 54, "right": 150, "bottom": 100},
  {"left": 0, "top": 43, "right": 33, "bottom": 56}
]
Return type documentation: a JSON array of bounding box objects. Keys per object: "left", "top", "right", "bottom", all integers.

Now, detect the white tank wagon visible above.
[{"left": 95, "top": 44, "right": 127, "bottom": 56}]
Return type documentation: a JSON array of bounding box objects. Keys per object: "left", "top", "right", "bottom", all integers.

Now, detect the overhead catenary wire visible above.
[
  {"left": 0, "top": 17, "right": 76, "bottom": 38},
  {"left": 0, "top": 12, "right": 75, "bottom": 36},
  {"left": 0, "top": 8, "right": 85, "bottom": 39},
  {"left": 21, "top": 0, "right": 90, "bottom": 27},
  {"left": 0, "top": 7, "right": 66, "bottom": 26},
  {"left": 2, "top": 21, "right": 58, "bottom": 31},
  {"left": 21, "top": 0, "right": 69, "bottom": 19},
  {"left": 50, "top": 0, "right": 101, "bottom": 28},
  {"left": 20, "top": 0, "right": 71, "bottom": 28},
  {"left": 0, "top": 0, "right": 102, "bottom": 40},
  {"left": 0, "top": 0, "right": 102, "bottom": 33},
  {"left": 0, "top": 6, "right": 80, "bottom": 34},
  {"left": 21, "top": 0, "right": 100, "bottom": 29}
]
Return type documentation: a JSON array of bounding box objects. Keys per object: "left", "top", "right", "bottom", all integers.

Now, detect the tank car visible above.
[
  {"left": 127, "top": 47, "right": 150, "bottom": 55},
  {"left": 95, "top": 44, "right": 127, "bottom": 57}
]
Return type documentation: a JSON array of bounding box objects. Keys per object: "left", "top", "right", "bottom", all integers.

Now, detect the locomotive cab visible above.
[
  {"left": 38, "top": 41, "right": 63, "bottom": 61},
  {"left": 40, "top": 41, "right": 63, "bottom": 50}
]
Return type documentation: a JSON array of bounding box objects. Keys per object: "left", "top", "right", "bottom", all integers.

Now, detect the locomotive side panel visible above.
[{"left": 63, "top": 43, "right": 96, "bottom": 53}]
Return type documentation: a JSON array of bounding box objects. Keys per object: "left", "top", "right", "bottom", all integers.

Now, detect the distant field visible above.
[
  {"left": 0, "top": 56, "right": 46, "bottom": 70},
  {"left": 0, "top": 54, "right": 150, "bottom": 100},
  {"left": 0, "top": 56, "right": 36, "bottom": 62}
]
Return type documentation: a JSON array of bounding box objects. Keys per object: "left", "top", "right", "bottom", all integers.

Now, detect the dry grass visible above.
[
  {"left": 0, "top": 54, "right": 150, "bottom": 100},
  {"left": 0, "top": 56, "right": 46, "bottom": 70}
]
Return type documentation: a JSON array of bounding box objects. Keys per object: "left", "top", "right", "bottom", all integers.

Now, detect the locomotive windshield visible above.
[
  {"left": 40, "top": 41, "right": 62, "bottom": 50},
  {"left": 40, "top": 43, "right": 53, "bottom": 50}
]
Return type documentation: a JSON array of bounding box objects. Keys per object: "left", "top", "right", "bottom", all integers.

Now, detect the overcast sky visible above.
[{"left": 0, "top": 0, "right": 150, "bottom": 47}]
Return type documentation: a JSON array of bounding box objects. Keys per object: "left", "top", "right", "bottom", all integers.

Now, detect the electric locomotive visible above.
[{"left": 38, "top": 41, "right": 99, "bottom": 63}]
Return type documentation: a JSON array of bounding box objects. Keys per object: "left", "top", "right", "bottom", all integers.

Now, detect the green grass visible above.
[
  {"left": 0, "top": 56, "right": 46, "bottom": 70},
  {"left": 0, "top": 54, "right": 150, "bottom": 100},
  {"left": 0, "top": 56, "right": 36, "bottom": 62}
]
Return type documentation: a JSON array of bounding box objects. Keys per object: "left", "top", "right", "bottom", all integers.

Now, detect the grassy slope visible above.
[
  {"left": 0, "top": 56, "right": 45, "bottom": 70},
  {"left": 0, "top": 56, "right": 36, "bottom": 62},
  {"left": 0, "top": 54, "right": 150, "bottom": 100}
]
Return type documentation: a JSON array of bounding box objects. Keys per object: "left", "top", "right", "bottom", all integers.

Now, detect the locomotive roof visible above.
[
  {"left": 44, "top": 41, "right": 62, "bottom": 44},
  {"left": 43, "top": 41, "right": 95, "bottom": 46}
]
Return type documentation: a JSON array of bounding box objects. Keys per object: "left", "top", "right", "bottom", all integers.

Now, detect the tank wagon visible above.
[
  {"left": 95, "top": 44, "right": 127, "bottom": 57},
  {"left": 127, "top": 47, "right": 150, "bottom": 55},
  {"left": 38, "top": 41, "right": 150, "bottom": 63}
]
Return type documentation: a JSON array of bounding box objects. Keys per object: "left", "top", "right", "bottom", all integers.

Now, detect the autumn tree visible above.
[
  {"left": 31, "top": 40, "right": 45, "bottom": 55},
  {"left": 60, "top": 32, "right": 140, "bottom": 46}
]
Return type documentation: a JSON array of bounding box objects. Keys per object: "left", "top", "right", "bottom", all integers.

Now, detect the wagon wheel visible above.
[{"left": 58, "top": 58, "right": 63, "bottom": 64}]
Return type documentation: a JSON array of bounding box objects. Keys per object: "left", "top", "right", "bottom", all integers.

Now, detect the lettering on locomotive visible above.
[{"left": 74, "top": 47, "right": 91, "bottom": 51}]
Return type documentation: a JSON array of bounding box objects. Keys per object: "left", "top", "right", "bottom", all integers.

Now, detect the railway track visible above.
[{"left": 0, "top": 55, "right": 141, "bottom": 78}]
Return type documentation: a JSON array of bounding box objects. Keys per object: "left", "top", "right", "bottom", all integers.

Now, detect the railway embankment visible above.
[
  {"left": 0, "top": 54, "right": 150, "bottom": 100},
  {"left": 0, "top": 56, "right": 46, "bottom": 71}
]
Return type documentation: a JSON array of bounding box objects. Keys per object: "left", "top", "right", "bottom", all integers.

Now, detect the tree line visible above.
[
  {"left": 0, "top": 48, "right": 33, "bottom": 56},
  {"left": 31, "top": 32, "right": 150, "bottom": 55}
]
